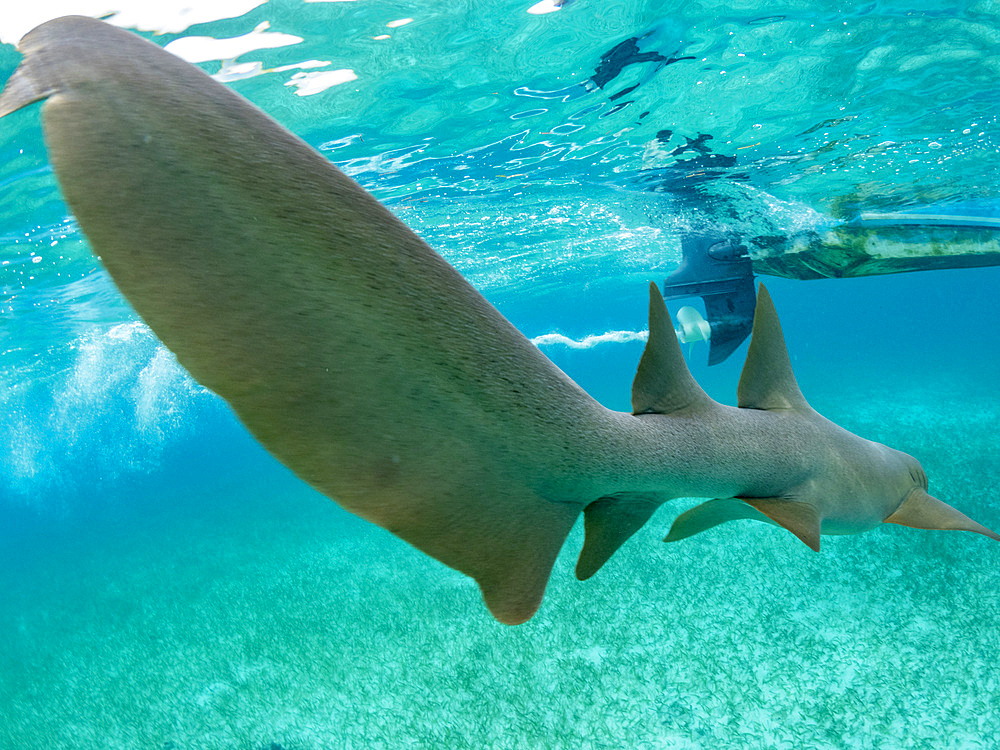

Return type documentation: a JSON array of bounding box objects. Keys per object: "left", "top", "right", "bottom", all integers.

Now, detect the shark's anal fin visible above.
[
  {"left": 632, "top": 282, "right": 715, "bottom": 415},
  {"left": 576, "top": 494, "right": 661, "bottom": 580},
  {"left": 737, "top": 283, "right": 812, "bottom": 413},
  {"left": 664, "top": 498, "right": 773, "bottom": 542},
  {"left": 885, "top": 489, "right": 1000, "bottom": 542},
  {"left": 578, "top": 283, "right": 718, "bottom": 578},
  {"left": 742, "top": 496, "right": 822, "bottom": 551},
  {"left": 664, "top": 495, "right": 822, "bottom": 551}
]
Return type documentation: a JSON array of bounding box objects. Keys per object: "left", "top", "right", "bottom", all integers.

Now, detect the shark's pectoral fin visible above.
[
  {"left": 372, "top": 483, "right": 581, "bottom": 626},
  {"left": 664, "top": 494, "right": 822, "bottom": 550},
  {"left": 576, "top": 493, "right": 661, "bottom": 580},
  {"left": 884, "top": 489, "right": 1000, "bottom": 542}
]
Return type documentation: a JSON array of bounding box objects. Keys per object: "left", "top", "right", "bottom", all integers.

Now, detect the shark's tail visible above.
[{"left": 885, "top": 488, "right": 1000, "bottom": 542}]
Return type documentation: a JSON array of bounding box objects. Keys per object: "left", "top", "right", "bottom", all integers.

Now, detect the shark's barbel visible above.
[{"left": 1, "top": 16, "right": 996, "bottom": 624}]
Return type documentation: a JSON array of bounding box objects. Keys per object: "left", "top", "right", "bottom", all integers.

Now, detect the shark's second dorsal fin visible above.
[
  {"left": 737, "top": 284, "right": 812, "bottom": 413},
  {"left": 632, "top": 282, "right": 714, "bottom": 415}
]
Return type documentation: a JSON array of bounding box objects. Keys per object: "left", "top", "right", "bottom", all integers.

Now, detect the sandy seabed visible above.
[{"left": 2, "top": 382, "right": 998, "bottom": 750}]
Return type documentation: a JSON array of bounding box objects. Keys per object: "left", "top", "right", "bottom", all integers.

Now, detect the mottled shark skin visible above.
[{"left": 2, "top": 17, "right": 996, "bottom": 625}]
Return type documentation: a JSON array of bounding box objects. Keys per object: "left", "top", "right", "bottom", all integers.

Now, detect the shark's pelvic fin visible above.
[
  {"left": 664, "top": 494, "right": 822, "bottom": 550},
  {"left": 662, "top": 284, "right": 824, "bottom": 551},
  {"left": 576, "top": 494, "right": 661, "bottom": 580},
  {"left": 885, "top": 489, "right": 1000, "bottom": 541},
  {"left": 632, "top": 282, "right": 715, "bottom": 415},
  {"left": 737, "top": 284, "right": 812, "bottom": 412}
]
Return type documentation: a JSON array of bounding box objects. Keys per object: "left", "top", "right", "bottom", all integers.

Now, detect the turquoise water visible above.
[{"left": 2, "top": 1, "right": 1000, "bottom": 747}]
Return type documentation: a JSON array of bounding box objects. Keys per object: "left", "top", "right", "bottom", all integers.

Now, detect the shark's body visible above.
[{"left": 1, "top": 17, "right": 995, "bottom": 624}]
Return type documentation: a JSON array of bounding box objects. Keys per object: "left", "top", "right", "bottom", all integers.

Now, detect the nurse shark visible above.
[{"left": 1, "top": 16, "right": 995, "bottom": 624}]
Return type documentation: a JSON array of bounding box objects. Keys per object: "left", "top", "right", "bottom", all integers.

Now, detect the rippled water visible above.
[{"left": 1, "top": 2, "right": 999, "bottom": 748}]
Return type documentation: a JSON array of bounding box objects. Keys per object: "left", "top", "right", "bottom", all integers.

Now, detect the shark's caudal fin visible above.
[
  {"left": 0, "top": 58, "right": 47, "bottom": 117},
  {"left": 664, "top": 285, "right": 823, "bottom": 549},
  {"left": 885, "top": 488, "right": 1000, "bottom": 541}
]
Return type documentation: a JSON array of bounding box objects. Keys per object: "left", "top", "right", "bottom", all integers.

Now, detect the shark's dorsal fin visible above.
[
  {"left": 737, "top": 284, "right": 812, "bottom": 413},
  {"left": 664, "top": 494, "right": 822, "bottom": 551},
  {"left": 885, "top": 489, "right": 1000, "bottom": 541},
  {"left": 576, "top": 493, "right": 661, "bottom": 580},
  {"left": 632, "top": 282, "right": 714, "bottom": 415}
]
